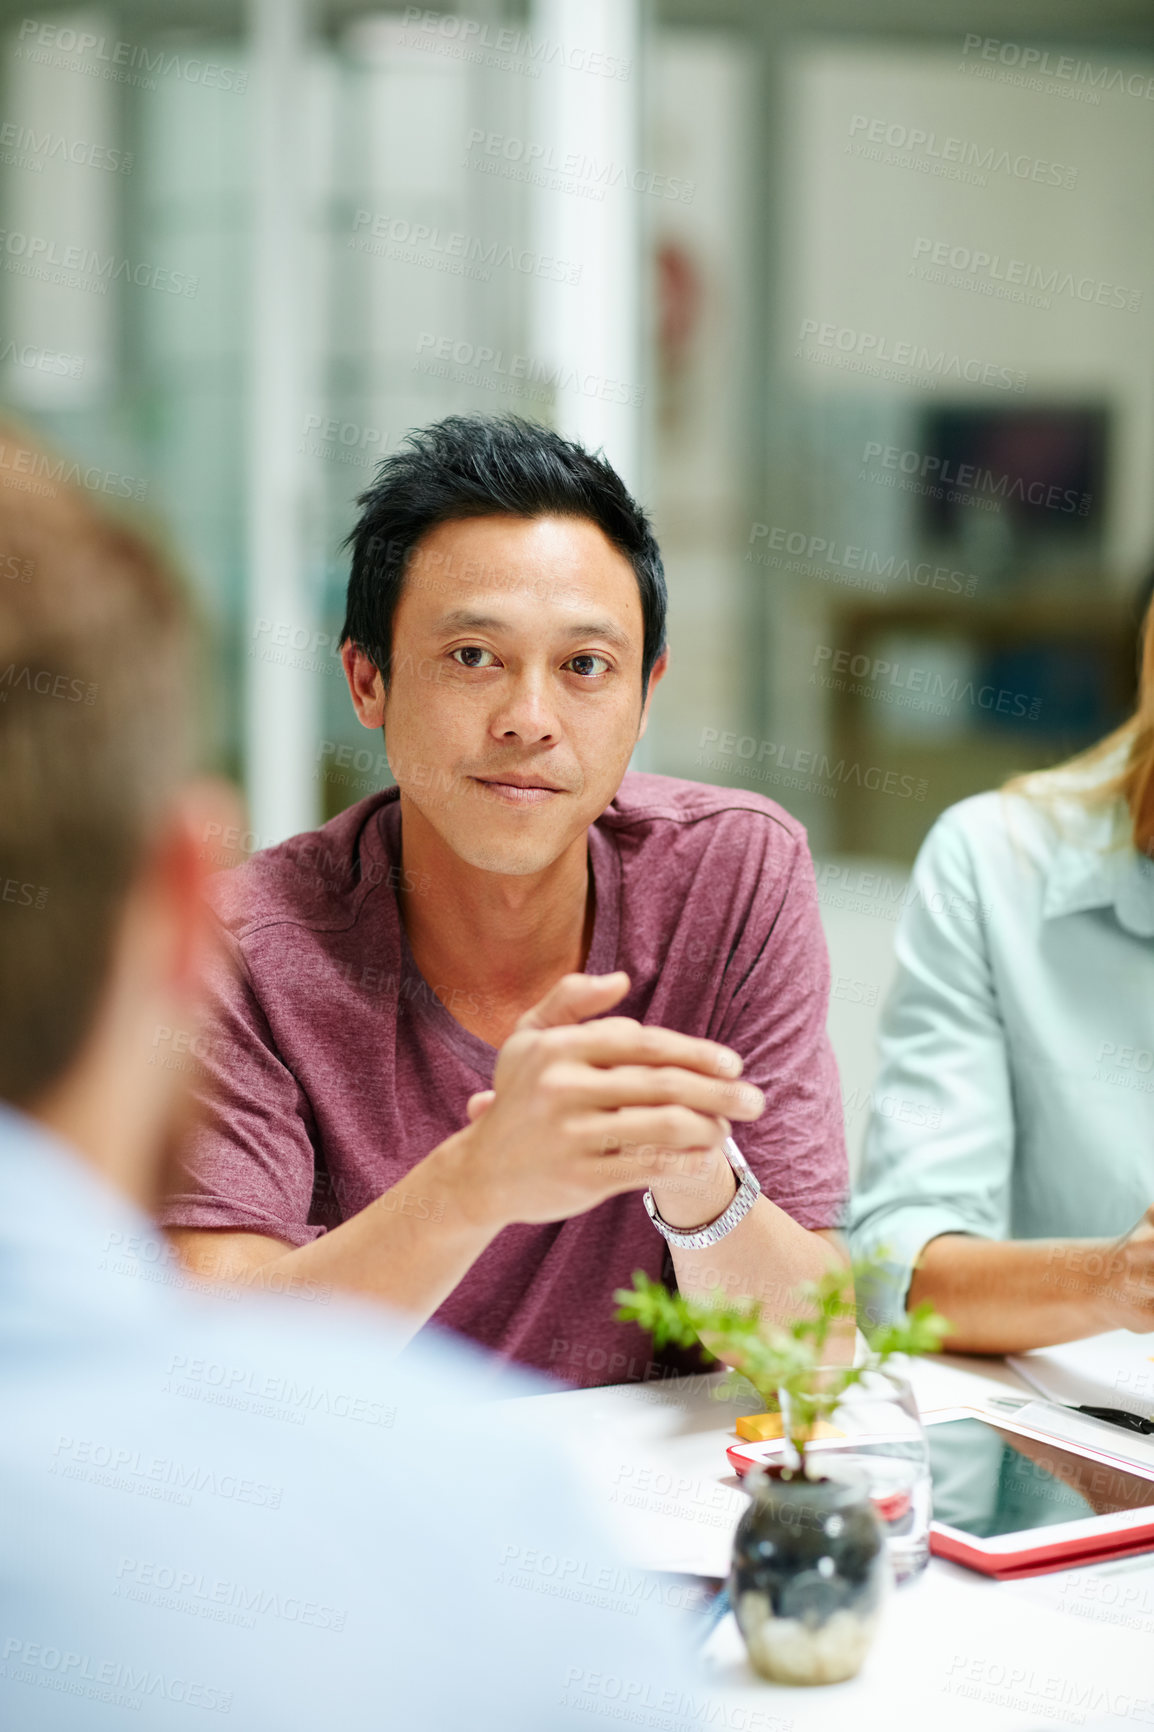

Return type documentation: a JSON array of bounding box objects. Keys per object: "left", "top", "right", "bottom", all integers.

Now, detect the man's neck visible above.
[
  {"left": 26, "top": 945, "right": 191, "bottom": 1218},
  {"left": 396, "top": 794, "right": 595, "bottom": 1045},
  {"left": 30, "top": 1045, "right": 170, "bottom": 1216}
]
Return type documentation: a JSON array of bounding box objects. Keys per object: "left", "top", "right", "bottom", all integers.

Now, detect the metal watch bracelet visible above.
[{"left": 642, "top": 1137, "right": 761, "bottom": 1250}]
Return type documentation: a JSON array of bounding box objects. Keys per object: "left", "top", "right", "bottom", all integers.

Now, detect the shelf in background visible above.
[{"left": 823, "top": 585, "right": 1138, "bottom": 861}]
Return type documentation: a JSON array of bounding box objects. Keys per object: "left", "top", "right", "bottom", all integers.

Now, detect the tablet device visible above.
[
  {"left": 925, "top": 1412, "right": 1154, "bottom": 1577},
  {"left": 726, "top": 1407, "right": 1154, "bottom": 1579}
]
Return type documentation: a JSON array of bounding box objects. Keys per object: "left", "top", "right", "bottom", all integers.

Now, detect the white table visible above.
[{"left": 513, "top": 1354, "right": 1154, "bottom": 1731}]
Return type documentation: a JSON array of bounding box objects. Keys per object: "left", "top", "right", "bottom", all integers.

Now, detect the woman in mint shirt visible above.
[{"left": 850, "top": 607, "right": 1154, "bottom": 1352}]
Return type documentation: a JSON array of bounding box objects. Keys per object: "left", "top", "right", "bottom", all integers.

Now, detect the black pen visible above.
[
  {"left": 1074, "top": 1404, "right": 1154, "bottom": 1436},
  {"left": 990, "top": 1393, "right": 1154, "bottom": 1436}
]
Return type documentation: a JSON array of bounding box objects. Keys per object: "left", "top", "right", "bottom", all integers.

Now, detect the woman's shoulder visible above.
[
  {"left": 919, "top": 787, "right": 1049, "bottom": 871},
  {"left": 925, "top": 770, "right": 1122, "bottom": 870},
  {"left": 913, "top": 762, "right": 1136, "bottom": 945},
  {"left": 910, "top": 788, "right": 1089, "bottom": 929}
]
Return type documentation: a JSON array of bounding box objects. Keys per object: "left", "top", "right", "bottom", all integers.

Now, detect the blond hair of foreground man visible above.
[
  {"left": 0, "top": 425, "right": 689, "bottom": 1731},
  {"left": 851, "top": 592, "right": 1154, "bottom": 1354}
]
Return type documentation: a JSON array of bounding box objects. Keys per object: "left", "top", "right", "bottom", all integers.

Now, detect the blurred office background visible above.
[{"left": 3, "top": 0, "right": 1152, "bottom": 1165}]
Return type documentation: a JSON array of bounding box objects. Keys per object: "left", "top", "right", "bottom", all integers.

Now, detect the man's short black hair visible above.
[{"left": 340, "top": 414, "right": 667, "bottom": 694}]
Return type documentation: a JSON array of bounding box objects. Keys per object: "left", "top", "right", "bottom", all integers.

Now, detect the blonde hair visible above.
[{"left": 1006, "top": 591, "right": 1154, "bottom": 856}]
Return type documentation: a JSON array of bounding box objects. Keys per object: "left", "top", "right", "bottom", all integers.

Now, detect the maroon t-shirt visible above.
[{"left": 162, "top": 772, "right": 847, "bottom": 1386}]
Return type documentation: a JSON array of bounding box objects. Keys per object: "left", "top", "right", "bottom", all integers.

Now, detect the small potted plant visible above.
[{"left": 616, "top": 1261, "right": 948, "bottom": 1686}]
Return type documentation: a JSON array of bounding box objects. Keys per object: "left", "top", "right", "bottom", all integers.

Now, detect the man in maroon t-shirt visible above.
[{"left": 165, "top": 416, "right": 848, "bottom": 1386}]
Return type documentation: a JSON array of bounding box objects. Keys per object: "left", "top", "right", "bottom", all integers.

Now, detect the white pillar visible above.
[
  {"left": 2, "top": 9, "right": 114, "bottom": 408},
  {"left": 244, "top": 0, "right": 318, "bottom": 844},
  {"left": 529, "top": 0, "right": 644, "bottom": 494}
]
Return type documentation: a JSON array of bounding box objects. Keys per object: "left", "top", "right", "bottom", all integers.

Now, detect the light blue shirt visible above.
[
  {"left": 0, "top": 1106, "right": 689, "bottom": 1729},
  {"left": 849, "top": 771, "right": 1154, "bottom": 1325}
]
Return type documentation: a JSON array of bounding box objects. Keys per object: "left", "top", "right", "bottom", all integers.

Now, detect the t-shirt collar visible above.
[{"left": 375, "top": 792, "right": 622, "bottom": 1076}]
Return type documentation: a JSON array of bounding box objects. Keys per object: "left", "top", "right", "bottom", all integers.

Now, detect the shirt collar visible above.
[{"left": 1040, "top": 795, "right": 1154, "bottom": 937}]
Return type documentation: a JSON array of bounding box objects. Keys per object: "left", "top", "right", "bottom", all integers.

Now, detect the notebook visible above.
[{"left": 1008, "top": 1330, "right": 1154, "bottom": 1426}]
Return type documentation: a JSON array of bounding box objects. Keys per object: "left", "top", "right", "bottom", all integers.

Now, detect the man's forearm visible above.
[
  {"left": 907, "top": 1233, "right": 1117, "bottom": 1354},
  {"left": 650, "top": 1152, "right": 846, "bottom": 1346},
  {"left": 241, "top": 1133, "right": 500, "bottom": 1346},
  {"left": 672, "top": 1196, "right": 844, "bottom": 1315}
]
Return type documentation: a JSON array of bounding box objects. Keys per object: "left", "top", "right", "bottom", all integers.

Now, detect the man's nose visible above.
[{"left": 490, "top": 673, "right": 561, "bottom": 744}]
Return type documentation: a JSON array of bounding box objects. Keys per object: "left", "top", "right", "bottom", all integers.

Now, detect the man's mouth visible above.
[{"left": 469, "top": 774, "right": 567, "bottom": 806}]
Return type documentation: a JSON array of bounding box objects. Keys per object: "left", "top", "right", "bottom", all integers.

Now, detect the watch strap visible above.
[{"left": 643, "top": 1137, "right": 761, "bottom": 1250}]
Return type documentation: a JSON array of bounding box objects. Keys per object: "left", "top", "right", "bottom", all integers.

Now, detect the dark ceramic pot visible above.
[{"left": 730, "top": 1464, "right": 889, "bottom": 1685}]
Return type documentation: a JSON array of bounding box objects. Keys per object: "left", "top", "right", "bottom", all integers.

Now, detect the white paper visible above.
[
  {"left": 1005, "top": 1399, "right": 1154, "bottom": 1472},
  {"left": 1006, "top": 1331, "right": 1154, "bottom": 1475},
  {"left": 1008, "top": 1330, "right": 1154, "bottom": 1422}
]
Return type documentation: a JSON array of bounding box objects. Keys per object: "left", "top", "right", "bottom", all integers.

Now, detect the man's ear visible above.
[
  {"left": 153, "top": 778, "right": 245, "bottom": 993},
  {"left": 637, "top": 647, "right": 669, "bottom": 741},
  {"left": 342, "top": 643, "right": 387, "bottom": 729}
]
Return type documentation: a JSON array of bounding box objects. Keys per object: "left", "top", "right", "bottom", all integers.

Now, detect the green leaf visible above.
[{"left": 616, "top": 1256, "right": 952, "bottom": 1468}]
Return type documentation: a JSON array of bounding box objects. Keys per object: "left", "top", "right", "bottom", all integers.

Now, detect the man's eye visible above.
[
  {"left": 451, "top": 646, "right": 497, "bottom": 669},
  {"left": 565, "top": 654, "right": 610, "bottom": 677}
]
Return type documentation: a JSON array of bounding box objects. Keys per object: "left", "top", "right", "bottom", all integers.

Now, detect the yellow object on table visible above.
[{"left": 735, "top": 1413, "right": 846, "bottom": 1443}]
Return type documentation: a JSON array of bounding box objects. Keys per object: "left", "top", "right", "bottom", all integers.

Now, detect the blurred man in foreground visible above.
[{"left": 0, "top": 427, "right": 689, "bottom": 1728}]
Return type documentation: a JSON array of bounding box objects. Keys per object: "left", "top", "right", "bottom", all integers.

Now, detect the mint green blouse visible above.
[{"left": 849, "top": 765, "right": 1154, "bottom": 1325}]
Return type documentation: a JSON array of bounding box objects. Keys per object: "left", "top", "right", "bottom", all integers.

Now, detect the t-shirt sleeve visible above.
[
  {"left": 718, "top": 831, "right": 848, "bottom": 1231},
  {"left": 157, "top": 921, "right": 325, "bottom": 1247}
]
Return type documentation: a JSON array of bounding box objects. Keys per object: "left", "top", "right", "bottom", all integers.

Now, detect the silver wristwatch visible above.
[{"left": 643, "top": 1137, "right": 761, "bottom": 1250}]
